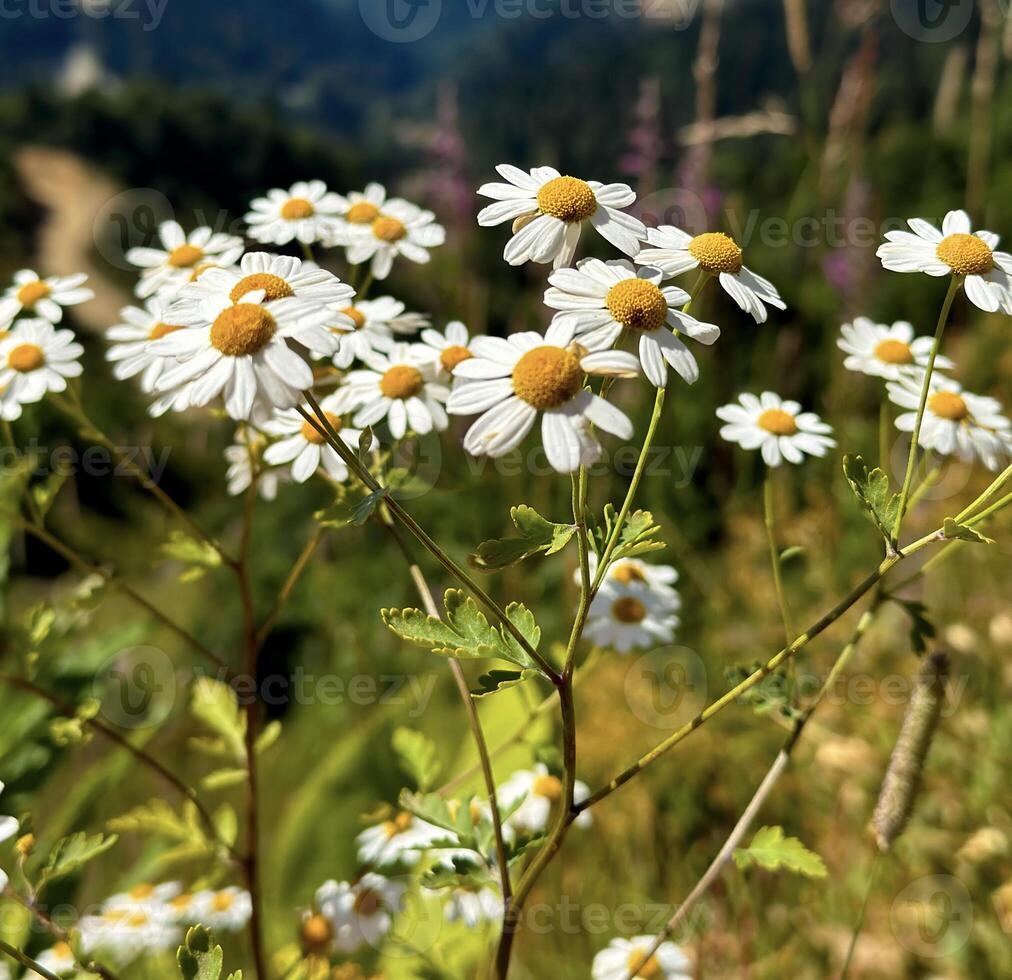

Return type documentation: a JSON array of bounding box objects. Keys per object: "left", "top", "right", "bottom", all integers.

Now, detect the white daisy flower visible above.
[
  {"left": 189, "top": 887, "right": 252, "bottom": 932},
  {"left": 166, "top": 891, "right": 200, "bottom": 923},
  {"left": 478, "top": 165, "right": 646, "bottom": 269},
  {"left": 498, "top": 764, "right": 592, "bottom": 834},
  {"left": 584, "top": 567, "right": 681, "bottom": 655},
  {"left": 326, "top": 296, "right": 430, "bottom": 369},
  {"left": 126, "top": 222, "right": 243, "bottom": 299},
  {"left": 0, "top": 270, "right": 93, "bottom": 324},
  {"left": 418, "top": 320, "right": 482, "bottom": 380},
  {"left": 887, "top": 374, "right": 1012, "bottom": 472},
  {"left": 355, "top": 811, "right": 448, "bottom": 868},
  {"left": 0, "top": 781, "right": 18, "bottom": 893},
  {"left": 592, "top": 935, "right": 692, "bottom": 980},
  {"left": 876, "top": 209, "right": 1012, "bottom": 314},
  {"left": 0, "top": 319, "right": 84, "bottom": 415},
  {"left": 32, "top": 941, "right": 77, "bottom": 976},
  {"left": 315, "top": 873, "right": 405, "bottom": 954},
  {"left": 104, "top": 297, "right": 188, "bottom": 393},
  {"left": 586, "top": 555, "right": 680, "bottom": 596},
  {"left": 342, "top": 192, "right": 446, "bottom": 280},
  {"left": 446, "top": 320, "right": 638, "bottom": 474},
  {"left": 245, "top": 180, "right": 346, "bottom": 247},
  {"left": 717, "top": 392, "right": 836, "bottom": 467},
  {"left": 102, "top": 881, "right": 182, "bottom": 912},
  {"left": 544, "top": 259, "right": 720, "bottom": 386},
  {"left": 636, "top": 226, "right": 785, "bottom": 323},
  {"left": 225, "top": 428, "right": 288, "bottom": 500},
  {"left": 345, "top": 343, "right": 449, "bottom": 439},
  {"left": 837, "top": 317, "right": 955, "bottom": 381},
  {"left": 151, "top": 288, "right": 334, "bottom": 420},
  {"left": 440, "top": 885, "right": 502, "bottom": 928},
  {"left": 326, "top": 182, "right": 390, "bottom": 243},
  {"left": 78, "top": 906, "right": 180, "bottom": 961},
  {"left": 262, "top": 391, "right": 371, "bottom": 483}
]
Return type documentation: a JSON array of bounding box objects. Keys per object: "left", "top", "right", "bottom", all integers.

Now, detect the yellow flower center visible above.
[
  {"left": 611, "top": 563, "right": 646, "bottom": 585},
  {"left": 125, "top": 912, "right": 150, "bottom": 928},
  {"left": 383, "top": 811, "right": 414, "bottom": 838},
  {"left": 372, "top": 216, "right": 408, "bottom": 243},
  {"left": 757, "top": 408, "right": 798, "bottom": 436},
  {"left": 936, "top": 233, "right": 994, "bottom": 276},
  {"left": 688, "top": 232, "right": 744, "bottom": 274},
  {"left": 928, "top": 391, "right": 969, "bottom": 421},
  {"left": 281, "top": 197, "right": 315, "bottom": 220},
  {"left": 171, "top": 894, "right": 193, "bottom": 911},
  {"left": 626, "top": 948, "right": 662, "bottom": 979},
  {"left": 873, "top": 339, "right": 913, "bottom": 365},
  {"left": 149, "top": 321, "right": 185, "bottom": 341},
  {"left": 301, "top": 914, "right": 334, "bottom": 953},
  {"left": 15, "top": 833, "right": 34, "bottom": 856},
  {"left": 440, "top": 345, "right": 473, "bottom": 372},
  {"left": 531, "top": 774, "right": 564, "bottom": 801},
  {"left": 190, "top": 262, "right": 220, "bottom": 282},
  {"left": 536, "top": 176, "right": 598, "bottom": 223},
  {"left": 512, "top": 346, "right": 583, "bottom": 410},
  {"left": 52, "top": 942, "right": 72, "bottom": 959},
  {"left": 210, "top": 304, "right": 277, "bottom": 357},
  {"left": 347, "top": 202, "right": 381, "bottom": 225},
  {"left": 340, "top": 307, "right": 367, "bottom": 331},
  {"left": 168, "top": 244, "right": 204, "bottom": 268},
  {"left": 8, "top": 343, "right": 45, "bottom": 373},
  {"left": 301, "top": 412, "right": 342, "bottom": 445},
  {"left": 16, "top": 280, "right": 50, "bottom": 307},
  {"left": 606, "top": 278, "right": 669, "bottom": 332},
  {"left": 230, "top": 273, "right": 295, "bottom": 304},
  {"left": 612, "top": 596, "right": 648, "bottom": 624},
  {"left": 380, "top": 364, "right": 424, "bottom": 400},
  {"left": 211, "top": 891, "right": 235, "bottom": 912},
  {"left": 353, "top": 888, "right": 382, "bottom": 917},
  {"left": 129, "top": 884, "right": 156, "bottom": 900}
]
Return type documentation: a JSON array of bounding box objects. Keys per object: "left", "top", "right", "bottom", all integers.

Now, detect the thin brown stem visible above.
[{"left": 254, "top": 528, "right": 325, "bottom": 648}]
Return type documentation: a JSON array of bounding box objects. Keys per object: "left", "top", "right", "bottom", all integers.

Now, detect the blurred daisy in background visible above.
[
  {"left": 545, "top": 259, "right": 719, "bottom": 386},
  {"left": 447, "top": 321, "right": 637, "bottom": 473},
  {"left": 837, "top": 317, "right": 955, "bottom": 381},
  {"left": 418, "top": 320, "right": 479, "bottom": 380},
  {"left": 0, "top": 270, "right": 93, "bottom": 324},
  {"left": 105, "top": 297, "right": 185, "bottom": 392},
  {"left": 33, "top": 941, "right": 77, "bottom": 976},
  {"left": 637, "top": 227, "right": 785, "bottom": 323},
  {"left": 189, "top": 887, "right": 252, "bottom": 932},
  {"left": 245, "top": 180, "right": 346, "bottom": 246},
  {"left": 478, "top": 165, "right": 646, "bottom": 269},
  {"left": 343, "top": 198, "right": 445, "bottom": 280},
  {"left": 327, "top": 296, "right": 429, "bottom": 369},
  {"left": 315, "top": 874, "right": 405, "bottom": 953},
  {"left": 126, "top": 222, "right": 242, "bottom": 299},
  {"left": 0, "top": 781, "right": 18, "bottom": 893},
  {"left": 585, "top": 564, "right": 681, "bottom": 654},
  {"left": 498, "top": 763, "right": 592, "bottom": 833},
  {"left": 262, "top": 391, "right": 369, "bottom": 483},
  {"left": 102, "top": 881, "right": 182, "bottom": 911},
  {"left": 592, "top": 936, "right": 692, "bottom": 980},
  {"left": 356, "top": 811, "right": 448, "bottom": 867},
  {"left": 78, "top": 906, "right": 180, "bottom": 961},
  {"left": 877, "top": 209, "right": 1012, "bottom": 314},
  {"left": 587, "top": 555, "right": 680, "bottom": 597},
  {"left": 440, "top": 885, "right": 502, "bottom": 928},
  {"left": 0, "top": 319, "right": 83, "bottom": 415},
  {"left": 345, "top": 343, "right": 449, "bottom": 438},
  {"left": 717, "top": 392, "right": 836, "bottom": 467},
  {"left": 225, "top": 428, "right": 287, "bottom": 500},
  {"left": 887, "top": 374, "right": 1012, "bottom": 471}
]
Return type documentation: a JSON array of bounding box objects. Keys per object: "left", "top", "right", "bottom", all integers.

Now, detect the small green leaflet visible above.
[
  {"left": 191, "top": 678, "right": 247, "bottom": 764},
  {"left": 733, "top": 825, "right": 827, "bottom": 878},
  {"left": 314, "top": 486, "right": 386, "bottom": 529},
  {"left": 382, "top": 590, "right": 543, "bottom": 674},
  {"left": 470, "top": 504, "right": 576, "bottom": 570},
  {"left": 589, "top": 504, "right": 664, "bottom": 561},
  {"left": 892, "top": 597, "right": 936, "bottom": 655},
  {"left": 177, "top": 925, "right": 242, "bottom": 980},
  {"left": 843, "top": 455, "right": 900, "bottom": 545},
  {"left": 392, "top": 727, "right": 441, "bottom": 792},
  {"left": 161, "top": 531, "right": 223, "bottom": 583},
  {"left": 471, "top": 668, "right": 539, "bottom": 698},
  {"left": 35, "top": 832, "right": 118, "bottom": 890},
  {"left": 941, "top": 517, "right": 994, "bottom": 545}
]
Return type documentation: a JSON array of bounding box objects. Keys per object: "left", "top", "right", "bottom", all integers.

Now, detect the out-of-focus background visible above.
[{"left": 1, "top": 0, "right": 1012, "bottom": 977}]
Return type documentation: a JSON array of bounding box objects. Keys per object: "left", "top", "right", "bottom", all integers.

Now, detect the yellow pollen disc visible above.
[
  {"left": 230, "top": 273, "right": 295, "bottom": 304},
  {"left": 281, "top": 197, "right": 315, "bottom": 220},
  {"left": 873, "top": 339, "right": 913, "bottom": 365},
  {"left": 301, "top": 412, "right": 342, "bottom": 445},
  {"left": 383, "top": 811, "right": 413, "bottom": 837},
  {"left": 626, "top": 949, "right": 662, "bottom": 979},
  {"left": 512, "top": 346, "right": 583, "bottom": 410},
  {"left": 149, "top": 321, "right": 185, "bottom": 341},
  {"left": 168, "top": 244, "right": 204, "bottom": 268},
  {"left": 210, "top": 304, "right": 277, "bottom": 357},
  {"left": 15, "top": 833, "right": 34, "bottom": 856},
  {"left": 8, "top": 343, "right": 45, "bottom": 372},
  {"left": 353, "top": 888, "right": 382, "bottom": 917},
  {"left": 936, "top": 233, "right": 994, "bottom": 277},
  {"left": 531, "top": 774, "right": 564, "bottom": 801},
  {"left": 16, "top": 280, "right": 50, "bottom": 307},
  {"left": 171, "top": 894, "right": 192, "bottom": 910},
  {"left": 611, "top": 563, "right": 646, "bottom": 584},
  {"left": 606, "top": 278, "right": 669, "bottom": 332},
  {"left": 212, "top": 892, "right": 235, "bottom": 912},
  {"left": 536, "top": 176, "right": 598, "bottom": 223},
  {"left": 468, "top": 799, "right": 484, "bottom": 823},
  {"left": 301, "top": 914, "right": 333, "bottom": 952},
  {"left": 190, "top": 262, "right": 220, "bottom": 281},
  {"left": 347, "top": 202, "right": 381, "bottom": 224},
  {"left": 126, "top": 912, "right": 150, "bottom": 927},
  {"left": 445, "top": 799, "right": 462, "bottom": 821},
  {"left": 52, "top": 943, "right": 72, "bottom": 958},
  {"left": 380, "top": 364, "right": 424, "bottom": 400},
  {"left": 688, "top": 232, "right": 744, "bottom": 274},
  {"left": 129, "top": 884, "right": 156, "bottom": 899},
  {"left": 372, "top": 216, "right": 408, "bottom": 243},
  {"left": 612, "top": 596, "right": 648, "bottom": 624},
  {"left": 440, "top": 345, "right": 473, "bottom": 372},
  {"left": 928, "top": 391, "right": 969, "bottom": 421},
  {"left": 757, "top": 408, "right": 798, "bottom": 436},
  {"left": 341, "top": 307, "right": 367, "bottom": 330}
]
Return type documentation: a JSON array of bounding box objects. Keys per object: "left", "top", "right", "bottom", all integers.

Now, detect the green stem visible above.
[
  {"left": 955, "top": 462, "right": 1012, "bottom": 523},
  {"left": 0, "top": 938, "right": 62, "bottom": 980},
  {"left": 763, "top": 467, "right": 795, "bottom": 645},
  {"left": 840, "top": 852, "right": 884, "bottom": 980}
]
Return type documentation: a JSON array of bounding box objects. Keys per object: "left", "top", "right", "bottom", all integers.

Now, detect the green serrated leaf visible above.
[
  {"left": 191, "top": 679, "right": 247, "bottom": 763},
  {"left": 353, "top": 488, "right": 387, "bottom": 526},
  {"left": 733, "top": 825, "right": 827, "bottom": 878},
  {"left": 392, "top": 727, "right": 441, "bottom": 792},
  {"left": 35, "top": 832, "right": 118, "bottom": 890},
  {"left": 107, "top": 799, "right": 211, "bottom": 863},
  {"left": 843, "top": 455, "right": 900, "bottom": 543},
  {"left": 942, "top": 517, "right": 995, "bottom": 545},
  {"left": 471, "top": 669, "right": 538, "bottom": 697},
  {"left": 161, "top": 531, "right": 223, "bottom": 582},
  {"left": 177, "top": 925, "right": 224, "bottom": 980},
  {"left": 612, "top": 509, "right": 665, "bottom": 562},
  {"left": 201, "top": 768, "right": 248, "bottom": 791},
  {"left": 399, "top": 790, "right": 474, "bottom": 847},
  {"left": 470, "top": 504, "right": 576, "bottom": 570}
]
